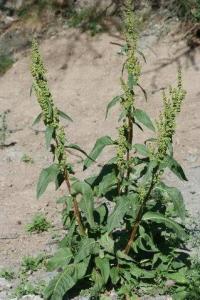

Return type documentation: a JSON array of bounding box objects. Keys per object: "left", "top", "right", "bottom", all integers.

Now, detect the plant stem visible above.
[
  {"left": 124, "top": 175, "right": 156, "bottom": 254},
  {"left": 55, "top": 136, "right": 85, "bottom": 235},
  {"left": 63, "top": 168, "right": 85, "bottom": 236},
  {"left": 126, "top": 115, "right": 133, "bottom": 188}
]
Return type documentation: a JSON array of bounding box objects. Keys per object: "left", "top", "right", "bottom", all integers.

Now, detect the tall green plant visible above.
[{"left": 31, "top": 2, "right": 194, "bottom": 299}]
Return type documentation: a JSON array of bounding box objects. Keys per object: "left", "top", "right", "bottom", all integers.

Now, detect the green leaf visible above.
[
  {"left": 133, "top": 109, "right": 155, "bottom": 132},
  {"left": 58, "top": 109, "right": 73, "bottom": 122},
  {"left": 32, "top": 112, "right": 43, "bottom": 126},
  {"left": 47, "top": 248, "right": 73, "bottom": 271},
  {"left": 165, "top": 271, "right": 187, "bottom": 284},
  {"left": 84, "top": 136, "right": 114, "bottom": 170},
  {"left": 91, "top": 269, "right": 105, "bottom": 294},
  {"left": 95, "top": 257, "right": 110, "bottom": 284},
  {"left": 65, "top": 143, "right": 88, "bottom": 157},
  {"left": 155, "top": 182, "right": 186, "bottom": 221},
  {"left": 98, "top": 171, "right": 118, "bottom": 196},
  {"left": 37, "top": 164, "right": 59, "bottom": 198},
  {"left": 133, "top": 144, "right": 149, "bottom": 156},
  {"left": 99, "top": 233, "right": 114, "bottom": 254},
  {"left": 116, "top": 250, "right": 134, "bottom": 262},
  {"left": 142, "top": 212, "right": 186, "bottom": 240},
  {"left": 44, "top": 260, "right": 89, "bottom": 300},
  {"left": 72, "top": 181, "right": 95, "bottom": 227},
  {"left": 130, "top": 264, "right": 156, "bottom": 279},
  {"left": 45, "top": 126, "right": 54, "bottom": 149},
  {"left": 74, "top": 238, "right": 96, "bottom": 263},
  {"left": 105, "top": 95, "right": 122, "bottom": 119},
  {"left": 110, "top": 267, "right": 120, "bottom": 284},
  {"left": 107, "top": 196, "right": 130, "bottom": 233},
  {"left": 95, "top": 204, "right": 108, "bottom": 224},
  {"left": 165, "top": 156, "right": 188, "bottom": 181}
]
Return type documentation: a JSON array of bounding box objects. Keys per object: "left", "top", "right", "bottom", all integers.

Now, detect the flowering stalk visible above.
[
  {"left": 31, "top": 40, "right": 85, "bottom": 235},
  {"left": 116, "top": 0, "right": 141, "bottom": 193},
  {"left": 125, "top": 71, "right": 186, "bottom": 254}
]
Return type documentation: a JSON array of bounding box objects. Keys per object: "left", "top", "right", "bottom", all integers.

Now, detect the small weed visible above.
[
  {"left": 0, "top": 54, "right": 14, "bottom": 75},
  {"left": 14, "top": 277, "right": 46, "bottom": 298},
  {"left": 26, "top": 213, "right": 52, "bottom": 234},
  {"left": 21, "top": 254, "right": 46, "bottom": 273},
  {"left": 67, "top": 7, "right": 104, "bottom": 36},
  {"left": 21, "top": 154, "right": 34, "bottom": 164},
  {"left": 0, "top": 110, "right": 9, "bottom": 147},
  {"left": 0, "top": 268, "right": 15, "bottom": 280}
]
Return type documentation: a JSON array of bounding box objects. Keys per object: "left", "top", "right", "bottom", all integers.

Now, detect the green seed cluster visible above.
[
  {"left": 121, "top": 78, "right": 134, "bottom": 112},
  {"left": 56, "top": 126, "right": 67, "bottom": 172},
  {"left": 117, "top": 123, "right": 128, "bottom": 171},
  {"left": 31, "top": 40, "right": 67, "bottom": 171},
  {"left": 31, "top": 40, "right": 58, "bottom": 127},
  {"left": 123, "top": 0, "right": 141, "bottom": 84},
  {"left": 156, "top": 71, "right": 186, "bottom": 161},
  {"left": 116, "top": 1, "right": 141, "bottom": 173}
]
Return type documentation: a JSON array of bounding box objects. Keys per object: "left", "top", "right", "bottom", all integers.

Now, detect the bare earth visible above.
[{"left": 0, "top": 27, "right": 200, "bottom": 270}]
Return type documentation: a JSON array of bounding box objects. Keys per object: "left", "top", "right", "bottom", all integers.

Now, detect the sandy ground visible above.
[{"left": 0, "top": 27, "right": 200, "bottom": 270}]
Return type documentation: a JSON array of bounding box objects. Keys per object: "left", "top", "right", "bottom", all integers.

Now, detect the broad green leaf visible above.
[
  {"left": 116, "top": 250, "right": 134, "bottom": 262},
  {"left": 165, "top": 155, "right": 188, "bottom": 181},
  {"left": 59, "top": 220, "right": 76, "bottom": 248},
  {"left": 172, "top": 291, "right": 188, "bottom": 300},
  {"left": 74, "top": 237, "right": 96, "bottom": 263},
  {"left": 95, "top": 257, "right": 110, "bottom": 283},
  {"left": 32, "top": 112, "right": 43, "bottom": 126},
  {"left": 133, "top": 109, "right": 155, "bottom": 131},
  {"left": 65, "top": 143, "right": 88, "bottom": 157},
  {"left": 37, "top": 164, "right": 59, "bottom": 198},
  {"left": 47, "top": 248, "right": 73, "bottom": 271},
  {"left": 72, "top": 181, "right": 95, "bottom": 227},
  {"left": 105, "top": 95, "right": 122, "bottom": 119},
  {"left": 107, "top": 197, "right": 130, "bottom": 233},
  {"left": 91, "top": 269, "right": 105, "bottom": 294},
  {"left": 99, "top": 233, "right": 114, "bottom": 254},
  {"left": 44, "top": 260, "right": 89, "bottom": 300},
  {"left": 95, "top": 204, "right": 108, "bottom": 224},
  {"left": 98, "top": 171, "right": 118, "bottom": 196},
  {"left": 84, "top": 136, "right": 114, "bottom": 170},
  {"left": 165, "top": 271, "right": 187, "bottom": 284},
  {"left": 133, "top": 144, "right": 149, "bottom": 157},
  {"left": 155, "top": 182, "right": 186, "bottom": 221},
  {"left": 130, "top": 264, "right": 155, "bottom": 279},
  {"left": 142, "top": 212, "right": 186, "bottom": 240},
  {"left": 110, "top": 267, "right": 120, "bottom": 284},
  {"left": 45, "top": 126, "right": 54, "bottom": 149},
  {"left": 57, "top": 109, "right": 73, "bottom": 122}
]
